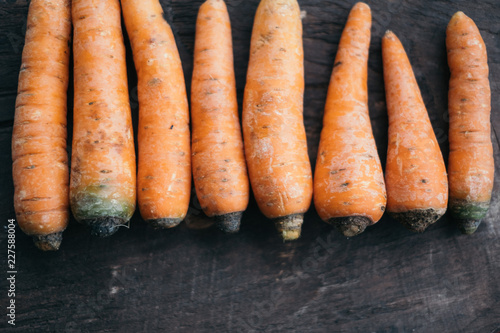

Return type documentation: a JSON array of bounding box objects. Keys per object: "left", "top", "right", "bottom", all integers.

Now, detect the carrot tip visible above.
[
  {"left": 214, "top": 212, "right": 243, "bottom": 234},
  {"left": 274, "top": 214, "right": 303, "bottom": 241},
  {"left": 457, "top": 219, "right": 481, "bottom": 235},
  {"left": 329, "top": 216, "right": 371, "bottom": 237},
  {"left": 148, "top": 218, "right": 182, "bottom": 229},
  {"left": 390, "top": 208, "right": 446, "bottom": 233},
  {"left": 83, "top": 217, "right": 125, "bottom": 237},
  {"left": 32, "top": 232, "right": 63, "bottom": 251}
]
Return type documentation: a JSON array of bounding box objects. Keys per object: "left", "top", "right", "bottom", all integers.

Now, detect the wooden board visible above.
[{"left": 1, "top": 0, "right": 499, "bottom": 331}]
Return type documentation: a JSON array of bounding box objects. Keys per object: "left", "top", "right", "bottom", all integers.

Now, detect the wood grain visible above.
[{"left": 1, "top": 0, "right": 499, "bottom": 332}]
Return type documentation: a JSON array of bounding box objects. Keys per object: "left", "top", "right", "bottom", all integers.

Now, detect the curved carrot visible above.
[
  {"left": 314, "top": 2, "right": 386, "bottom": 237},
  {"left": 447, "top": 12, "right": 494, "bottom": 234},
  {"left": 191, "top": 0, "right": 249, "bottom": 233},
  {"left": 71, "top": 0, "right": 136, "bottom": 237},
  {"left": 121, "top": 0, "right": 191, "bottom": 229},
  {"left": 12, "top": 0, "right": 71, "bottom": 251},
  {"left": 243, "top": 0, "right": 313, "bottom": 241},
  {"left": 382, "top": 30, "right": 448, "bottom": 232}
]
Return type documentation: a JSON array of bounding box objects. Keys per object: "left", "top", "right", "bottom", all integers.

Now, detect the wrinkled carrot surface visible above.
[
  {"left": 12, "top": 0, "right": 71, "bottom": 250},
  {"left": 314, "top": 2, "right": 386, "bottom": 236},
  {"left": 70, "top": 0, "right": 136, "bottom": 234},
  {"left": 122, "top": 0, "right": 191, "bottom": 227},
  {"left": 383, "top": 30, "right": 448, "bottom": 231},
  {"left": 191, "top": 0, "right": 249, "bottom": 231},
  {"left": 447, "top": 12, "right": 494, "bottom": 234},
  {"left": 243, "top": 0, "right": 312, "bottom": 240}
]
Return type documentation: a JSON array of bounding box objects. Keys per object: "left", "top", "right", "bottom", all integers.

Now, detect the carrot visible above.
[
  {"left": 243, "top": 0, "right": 313, "bottom": 241},
  {"left": 314, "top": 2, "right": 386, "bottom": 237},
  {"left": 121, "top": 0, "right": 191, "bottom": 229},
  {"left": 191, "top": 0, "right": 249, "bottom": 233},
  {"left": 70, "top": 0, "right": 136, "bottom": 237},
  {"left": 12, "top": 0, "right": 71, "bottom": 251},
  {"left": 382, "top": 30, "right": 448, "bottom": 232},
  {"left": 446, "top": 12, "right": 494, "bottom": 234}
]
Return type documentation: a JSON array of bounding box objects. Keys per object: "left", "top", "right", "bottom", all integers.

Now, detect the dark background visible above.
[{"left": 1, "top": 0, "right": 499, "bottom": 332}]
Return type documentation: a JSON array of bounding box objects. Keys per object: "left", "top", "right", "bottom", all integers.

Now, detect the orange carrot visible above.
[
  {"left": 12, "top": 0, "right": 71, "bottom": 251},
  {"left": 446, "top": 12, "right": 494, "bottom": 234},
  {"left": 70, "top": 0, "right": 136, "bottom": 237},
  {"left": 314, "top": 2, "right": 386, "bottom": 237},
  {"left": 121, "top": 0, "right": 191, "bottom": 228},
  {"left": 191, "top": 0, "right": 249, "bottom": 233},
  {"left": 382, "top": 30, "right": 448, "bottom": 232},
  {"left": 243, "top": 0, "right": 313, "bottom": 241}
]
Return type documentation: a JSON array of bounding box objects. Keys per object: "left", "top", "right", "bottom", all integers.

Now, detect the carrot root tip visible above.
[
  {"left": 83, "top": 217, "right": 125, "bottom": 237},
  {"left": 148, "top": 218, "right": 182, "bottom": 230},
  {"left": 329, "top": 216, "right": 371, "bottom": 237},
  {"left": 274, "top": 214, "right": 303, "bottom": 241},
  {"left": 390, "top": 208, "right": 446, "bottom": 233},
  {"left": 214, "top": 212, "right": 243, "bottom": 234},
  {"left": 457, "top": 219, "right": 481, "bottom": 235},
  {"left": 32, "top": 232, "right": 63, "bottom": 251}
]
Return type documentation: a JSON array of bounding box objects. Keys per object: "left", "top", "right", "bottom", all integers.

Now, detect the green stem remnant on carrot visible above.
[
  {"left": 12, "top": 0, "right": 71, "bottom": 251},
  {"left": 446, "top": 12, "right": 494, "bottom": 234},
  {"left": 122, "top": 0, "right": 191, "bottom": 228},
  {"left": 71, "top": 0, "right": 136, "bottom": 237},
  {"left": 243, "top": 0, "right": 313, "bottom": 241},
  {"left": 382, "top": 30, "right": 448, "bottom": 233},
  {"left": 191, "top": 0, "right": 249, "bottom": 233},
  {"left": 314, "top": 2, "right": 386, "bottom": 237}
]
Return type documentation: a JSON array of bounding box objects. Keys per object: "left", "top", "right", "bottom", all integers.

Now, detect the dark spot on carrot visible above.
[
  {"left": 25, "top": 165, "right": 36, "bottom": 169},
  {"left": 381, "top": 206, "right": 386, "bottom": 212},
  {"left": 421, "top": 179, "right": 428, "bottom": 183},
  {"left": 100, "top": 170, "right": 112, "bottom": 173},
  {"left": 221, "top": 178, "right": 228, "bottom": 182},
  {"left": 79, "top": 15, "right": 86, "bottom": 20},
  {"left": 148, "top": 78, "right": 162, "bottom": 86},
  {"left": 169, "top": 125, "right": 174, "bottom": 129},
  {"left": 224, "top": 159, "right": 230, "bottom": 163},
  {"left": 142, "top": 188, "right": 149, "bottom": 191},
  {"left": 341, "top": 182, "right": 349, "bottom": 187},
  {"left": 333, "top": 61, "right": 342, "bottom": 67},
  {"left": 461, "top": 98, "right": 468, "bottom": 102}
]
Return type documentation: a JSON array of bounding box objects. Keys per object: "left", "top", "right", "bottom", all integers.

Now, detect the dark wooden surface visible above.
[{"left": 1, "top": 0, "right": 500, "bottom": 332}]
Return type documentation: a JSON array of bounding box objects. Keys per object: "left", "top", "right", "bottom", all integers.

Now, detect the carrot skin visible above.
[
  {"left": 382, "top": 30, "right": 448, "bottom": 232},
  {"left": 313, "top": 2, "right": 386, "bottom": 237},
  {"left": 446, "top": 12, "right": 494, "bottom": 234},
  {"left": 71, "top": 0, "right": 136, "bottom": 236},
  {"left": 243, "top": 0, "right": 313, "bottom": 241},
  {"left": 191, "top": 0, "right": 249, "bottom": 233},
  {"left": 121, "top": 0, "right": 191, "bottom": 228},
  {"left": 12, "top": 0, "right": 71, "bottom": 250}
]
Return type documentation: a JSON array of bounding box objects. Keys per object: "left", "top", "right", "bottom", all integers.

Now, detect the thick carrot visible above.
[
  {"left": 12, "top": 0, "right": 71, "bottom": 251},
  {"left": 121, "top": 0, "right": 191, "bottom": 228},
  {"left": 314, "top": 2, "right": 386, "bottom": 237},
  {"left": 71, "top": 0, "right": 136, "bottom": 237},
  {"left": 382, "top": 30, "right": 448, "bottom": 232},
  {"left": 446, "top": 12, "right": 494, "bottom": 234},
  {"left": 243, "top": 0, "right": 313, "bottom": 241},
  {"left": 191, "top": 0, "right": 249, "bottom": 233}
]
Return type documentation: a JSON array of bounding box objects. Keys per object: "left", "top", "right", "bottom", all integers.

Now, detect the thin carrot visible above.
[
  {"left": 121, "top": 0, "right": 191, "bottom": 228},
  {"left": 314, "top": 2, "right": 386, "bottom": 237},
  {"left": 446, "top": 12, "right": 494, "bottom": 234},
  {"left": 382, "top": 30, "right": 448, "bottom": 232},
  {"left": 243, "top": 0, "right": 313, "bottom": 241},
  {"left": 70, "top": 0, "right": 136, "bottom": 237},
  {"left": 12, "top": 0, "right": 71, "bottom": 251},
  {"left": 191, "top": 0, "right": 249, "bottom": 233}
]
